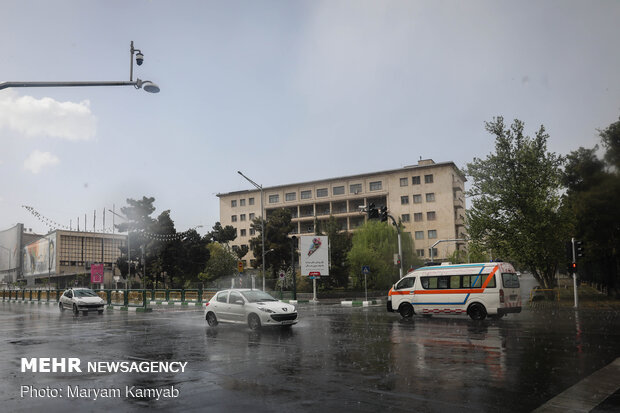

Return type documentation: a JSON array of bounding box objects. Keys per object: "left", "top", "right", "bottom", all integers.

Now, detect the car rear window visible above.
[{"left": 502, "top": 273, "right": 520, "bottom": 288}]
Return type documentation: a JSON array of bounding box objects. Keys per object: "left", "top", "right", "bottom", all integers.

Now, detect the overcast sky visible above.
[{"left": 1, "top": 0, "right": 619, "bottom": 236}]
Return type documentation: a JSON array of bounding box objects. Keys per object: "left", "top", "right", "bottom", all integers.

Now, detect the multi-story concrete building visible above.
[
  {"left": 217, "top": 159, "right": 466, "bottom": 268},
  {"left": 21, "top": 229, "right": 126, "bottom": 289}
]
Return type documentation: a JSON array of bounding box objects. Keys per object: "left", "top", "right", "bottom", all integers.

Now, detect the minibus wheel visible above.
[
  {"left": 398, "top": 303, "right": 414, "bottom": 318},
  {"left": 467, "top": 303, "right": 487, "bottom": 321}
]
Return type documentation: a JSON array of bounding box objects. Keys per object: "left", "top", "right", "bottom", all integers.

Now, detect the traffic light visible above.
[
  {"left": 367, "top": 203, "right": 379, "bottom": 219},
  {"left": 380, "top": 206, "right": 388, "bottom": 222},
  {"left": 567, "top": 261, "right": 577, "bottom": 273},
  {"left": 575, "top": 240, "right": 585, "bottom": 258}
]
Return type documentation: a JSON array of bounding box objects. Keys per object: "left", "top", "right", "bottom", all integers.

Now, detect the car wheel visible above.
[
  {"left": 468, "top": 303, "right": 487, "bottom": 321},
  {"left": 248, "top": 313, "right": 261, "bottom": 330},
  {"left": 72, "top": 304, "right": 79, "bottom": 315},
  {"left": 398, "top": 303, "right": 414, "bottom": 318},
  {"left": 206, "top": 312, "right": 218, "bottom": 327}
]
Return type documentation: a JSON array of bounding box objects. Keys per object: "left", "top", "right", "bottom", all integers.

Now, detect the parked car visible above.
[
  {"left": 205, "top": 289, "right": 297, "bottom": 330},
  {"left": 59, "top": 288, "right": 105, "bottom": 315}
]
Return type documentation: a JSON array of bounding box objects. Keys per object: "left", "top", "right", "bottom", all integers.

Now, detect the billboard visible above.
[
  {"left": 23, "top": 233, "right": 57, "bottom": 277},
  {"left": 300, "top": 236, "right": 329, "bottom": 276}
]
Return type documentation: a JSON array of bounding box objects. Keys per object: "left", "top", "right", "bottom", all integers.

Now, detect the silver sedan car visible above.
[
  {"left": 59, "top": 288, "right": 105, "bottom": 315},
  {"left": 205, "top": 289, "right": 298, "bottom": 330}
]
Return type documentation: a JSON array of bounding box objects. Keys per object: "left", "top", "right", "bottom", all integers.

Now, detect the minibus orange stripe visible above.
[{"left": 414, "top": 265, "right": 500, "bottom": 295}]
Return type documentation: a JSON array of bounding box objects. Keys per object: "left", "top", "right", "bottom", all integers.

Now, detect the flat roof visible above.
[{"left": 218, "top": 160, "right": 465, "bottom": 197}]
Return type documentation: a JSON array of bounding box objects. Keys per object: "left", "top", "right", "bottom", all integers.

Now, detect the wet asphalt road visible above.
[{"left": 1, "top": 275, "right": 619, "bottom": 413}]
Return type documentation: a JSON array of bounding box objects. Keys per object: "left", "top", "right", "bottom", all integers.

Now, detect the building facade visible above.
[
  {"left": 21, "top": 229, "right": 127, "bottom": 289},
  {"left": 217, "top": 159, "right": 467, "bottom": 268}
]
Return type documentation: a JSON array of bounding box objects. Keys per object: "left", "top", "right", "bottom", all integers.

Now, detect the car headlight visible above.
[{"left": 257, "top": 307, "right": 275, "bottom": 313}]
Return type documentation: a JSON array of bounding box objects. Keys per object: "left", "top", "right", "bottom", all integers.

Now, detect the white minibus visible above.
[{"left": 387, "top": 262, "right": 521, "bottom": 320}]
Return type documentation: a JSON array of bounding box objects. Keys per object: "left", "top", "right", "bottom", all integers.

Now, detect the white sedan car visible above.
[
  {"left": 59, "top": 288, "right": 105, "bottom": 315},
  {"left": 205, "top": 289, "right": 297, "bottom": 330}
]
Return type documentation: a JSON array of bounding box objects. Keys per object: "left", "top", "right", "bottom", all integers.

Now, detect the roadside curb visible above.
[{"left": 341, "top": 299, "right": 382, "bottom": 307}]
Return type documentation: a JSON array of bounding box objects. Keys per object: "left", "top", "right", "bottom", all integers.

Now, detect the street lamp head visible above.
[{"left": 136, "top": 79, "right": 160, "bottom": 93}]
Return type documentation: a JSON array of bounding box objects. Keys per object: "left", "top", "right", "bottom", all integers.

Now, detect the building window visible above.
[
  {"left": 240, "top": 199, "right": 246, "bottom": 206},
  {"left": 240, "top": 214, "right": 246, "bottom": 221},
  {"left": 416, "top": 249, "right": 425, "bottom": 257},
  {"left": 240, "top": 229, "right": 246, "bottom": 236},
  {"left": 250, "top": 228, "right": 255, "bottom": 236},
  {"left": 269, "top": 194, "right": 279, "bottom": 203},
  {"left": 401, "top": 214, "right": 410, "bottom": 222},
  {"left": 231, "top": 200, "right": 237, "bottom": 207},
  {"left": 317, "top": 188, "right": 328, "bottom": 197},
  {"left": 424, "top": 174, "right": 434, "bottom": 184},
  {"left": 429, "top": 247, "right": 438, "bottom": 258},
  {"left": 285, "top": 192, "right": 296, "bottom": 202},
  {"left": 428, "top": 230, "right": 437, "bottom": 239},
  {"left": 413, "top": 194, "right": 422, "bottom": 204},
  {"left": 350, "top": 183, "right": 362, "bottom": 194},
  {"left": 249, "top": 213, "right": 255, "bottom": 220},
  {"left": 231, "top": 215, "right": 237, "bottom": 222},
  {"left": 426, "top": 193, "right": 435, "bottom": 202},
  {"left": 399, "top": 177, "right": 408, "bottom": 187},
  {"left": 427, "top": 211, "right": 436, "bottom": 221},
  {"left": 333, "top": 186, "right": 345, "bottom": 195},
  {"left": 414, "top": 213, "right": 423, "bottom": 222},
  {"left": 369, "top": 181, "right": 382, "bottom": 191},
  {"left": 301, "top": 190, "right": 311, "bottom": 200},
  {"left": 400, "top": 195, "right": 409, "bottom": 205},
  {"left": 415, "top": 231, "right": 424, "bottom": 240},
  {"left": 249, "top": 198, "right": 255, "bottom": 205},
  {"left": 412, "top": 176, "right": 421, "bottom": 185}
]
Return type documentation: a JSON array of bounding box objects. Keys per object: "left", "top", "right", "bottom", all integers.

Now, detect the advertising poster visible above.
[
  {"left": 300, "top": 235, "right": 329, "bottom": 276},
  {"left": 23, "top": 233, "right": 56, "bottom": 277}
]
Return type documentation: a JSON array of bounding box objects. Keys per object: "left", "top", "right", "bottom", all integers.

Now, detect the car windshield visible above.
[
  {"left": 73, "top": 289, "right": 98, "bottom": 297},
  {"left": 240, "top": 291, "right": 278, "bottom": 303}
]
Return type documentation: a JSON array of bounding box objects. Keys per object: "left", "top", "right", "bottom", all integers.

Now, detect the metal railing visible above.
[{"left": 1, "top": 288, "right": 218, "bottom": 309}]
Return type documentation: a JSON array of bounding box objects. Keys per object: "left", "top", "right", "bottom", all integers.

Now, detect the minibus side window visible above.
[
  {"left": 428, "top": 277, "right": 438, "bottom": 289},
  {"left": 450, "top": 276, "right": 460, "bottom": 288},
  {"left": 502, "top": 273, "right": 520, "bottom": 288},
  {"left": 486, "top": 275, "right": 496, "bottom": 288},
  {"left": 438, "top": 276, "right": 449, "bottom": 289},
  {"left": 395, "top": 277, "right": 415, "bottom": 290},
  {"left": 462, "top": 276, "right": 471, "bottom": 288},
  {"left": 421, "top": 278, "right": 429, "bottom": 289},
  {"left": 471, "top": 275, "right": 482, "bottom": 288}
]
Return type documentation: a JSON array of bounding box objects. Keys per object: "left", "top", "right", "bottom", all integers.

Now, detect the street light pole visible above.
[
  {"left": 237, "top": 171, "right": 266, "bottom": 291},
  {"left": 0, "top": 42, "right": 160, "bottom": 93}
]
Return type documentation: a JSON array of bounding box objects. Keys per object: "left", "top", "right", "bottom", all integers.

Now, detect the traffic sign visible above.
[
  {"left": 362, "top": 265, "right": 370, "bottom": 274},
  {"left": 309, "top": 271, "right": 321, "bottom": 279}
]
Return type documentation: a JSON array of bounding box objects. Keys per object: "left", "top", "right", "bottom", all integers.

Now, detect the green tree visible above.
[
  {"left": 115, "top": 197, "right": 157, "bottom": 285},
  {"left": 465, "top": 117, "right": 569, "bottom": 288},
  {"left": 249, "top": 208, "right": 295, "bottom": 279},
  {"left": 347, "top": 220, "right": 417, "bottom": 290},
  {"left": 199, "top": 243, "right": 237, "bottom": 284},
  {"left": 233, "top": 244, "right": 249, "bottom": 261},
  {"left": 563, "top": 117, "right": 620, "bottom": 296},
  {"left": 319, "top": 216, "right": 352, "bottom": 289},
  {"left": 208, "top": 222, "right": 237, "bottom": 244}
]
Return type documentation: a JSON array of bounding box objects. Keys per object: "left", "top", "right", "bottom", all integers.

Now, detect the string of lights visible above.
[{"left": 21, "top": 205, "right": 202, "bottom": 241}]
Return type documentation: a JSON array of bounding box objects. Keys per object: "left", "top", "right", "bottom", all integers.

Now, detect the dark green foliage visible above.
[{"left": 465, "top": 117, "right": 569, "bottom": 288}]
